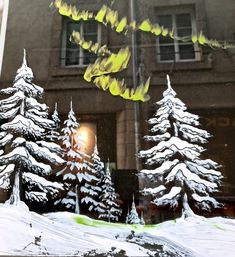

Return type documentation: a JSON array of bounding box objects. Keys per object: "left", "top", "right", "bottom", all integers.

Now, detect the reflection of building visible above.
[{"left": 0, "top": 0, "right": 235, "bottom": 219}]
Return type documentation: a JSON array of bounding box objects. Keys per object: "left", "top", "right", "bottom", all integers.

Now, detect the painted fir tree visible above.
[
  {"left": 140, "top": 211, "right": 145, "bottom": 225},
  {"left": 139, "top": 75, "right": 223, "bottom": 218},
  {"left": 0, "top": 50, "right": 65, "bottom": 206},
  {"left": 81, "top": 140, "right": 103, "bottom": 211},
  {"left": 98, "top": 162, "right": 122, "bottom": 222},
  {"left": 126, "top": 195, "right": 141, "bottom": 224},
  {"left": 56, "top": 101, "right": 98, "bottom": 213},
  {"left": 47, "top": 102, "right": 60, "bottom": 142}
]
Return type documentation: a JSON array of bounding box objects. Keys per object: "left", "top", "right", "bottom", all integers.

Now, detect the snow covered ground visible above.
[{"left": 0, "top": 203, "right": 234, "bottom": 257}]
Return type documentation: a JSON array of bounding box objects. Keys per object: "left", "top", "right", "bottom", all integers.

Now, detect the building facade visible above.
[{"left": 0, "top": 0, "right": 235, "bottom": 219}]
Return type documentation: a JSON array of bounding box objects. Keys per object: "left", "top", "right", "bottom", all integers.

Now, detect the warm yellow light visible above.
[
  {"left": 75, "top": 123, "right": 97, "bottom": 155},
  {"left": 78, "top": 127, "right": 89, "bottom": 146}
]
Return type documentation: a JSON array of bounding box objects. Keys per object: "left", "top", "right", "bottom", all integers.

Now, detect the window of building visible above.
[
  {"left": 61, "top": 18, "right": 100, "bottom": 67},
  {"left": 156, "top": 8, "right": 200, "bottom": 63}
]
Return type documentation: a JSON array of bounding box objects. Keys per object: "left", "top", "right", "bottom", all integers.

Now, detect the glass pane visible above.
[
  {"left": 65, "top": 48, "right": 80, "bottom": 66},
  {"left": 177, "top": 28, "right": 192, "bottom": 37},
  {"left": 159, "top": 45, "right": 175, "bottom": 61},
  {"left": 84, "top": 34, "right": 97, "bottom": 44},
  {"left": 65, "top": 20, "right": 81, "bottom": 65},
  {"left": 159, "top": 15, "right": 172, "bottom": 29},
  {"left": 83, "top": 50, "right": 97, "bottom": 65},
  {"left": 64, "top": 19, "right": 98, "bottom": 66},
  {"left": 83, "top": 21, "right": 98, "bottom": 34},
  {"left": 179, "top": 44, "right": 195, "bottom": 60},
  {"left": 67, "top": 20, "right": 81, "bottom": 35},
  {"left": 159, "top": 35, "right": 174, "bottom": 44},
  {"left": 176, "top": 13, "right": 191, "bottom": 28}
]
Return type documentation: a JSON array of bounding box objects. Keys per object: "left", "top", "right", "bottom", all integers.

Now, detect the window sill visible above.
[
  {"left": 151, "top": 59, "right": 213, "bottom": 72},
  {"left": 50, "top": 66, "right": 87, "bottom": 77}
]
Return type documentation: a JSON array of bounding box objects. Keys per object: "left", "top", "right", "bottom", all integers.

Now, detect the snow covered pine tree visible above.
[
  {"left": 139, "top": 75, "right": 223, "bottom": 218},
  {"left": 98, "top": 162, "right": 122, "bottom": 222},
  {"left": 0, "top": 50, "right": 65, "bottom": 206},
  {"left": 126, "top": 195, "right": 141, "bottom": 224},
  {"left": 47, "top": 102, "right": 60, "bottom": 142},
  {"left": 56, "top": 101, "right": 99, "bottom": 213},
  {"left": 80, "top": 141, "right": 103, "bottom": 211}
]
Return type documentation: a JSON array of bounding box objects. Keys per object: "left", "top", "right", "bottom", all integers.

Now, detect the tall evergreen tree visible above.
[
  {"left": 92, "top": 139, "right": 105, "bottom": 184},
  {"left": 98, "top": 162, "right": 122, "bottom": 222},
  {"left": 56, "top": 101, "right": 97, "bottom": 213},
  {"left": 80, "top": 140, "right": 103, "bottom": 211},
  {"left": 86, "top": 140, "right": 105, "bottom": 212},
  {"left": 139, "top": 75, "right": 223, "bottom": 218},
  {"left": 0, "top": 50, "right": 65, "bottom": 206}
]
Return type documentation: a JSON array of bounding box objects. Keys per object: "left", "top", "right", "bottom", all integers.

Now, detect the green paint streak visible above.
[
  {"left": 211, "top": 223, "right": 226, "bottom": 231},
  {"left": 73, "top": 215, "right": 160, "bottom": 232}
]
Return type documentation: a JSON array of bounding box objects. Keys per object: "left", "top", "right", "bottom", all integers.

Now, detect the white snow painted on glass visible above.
[
  {"left": 36, "top": 141, "right": 62, "bottom": 154},
  {"left": 140, "top": 211, "right": 145, "bottom": 225},
  {"left": 144, "top": 132, "right": 171, "bottom": 142},
  {"left": 165, "top": 163, "right": 218, "bottom": 188},
  {"left": 126, "top": 196, "right": 141, "bottom": 224},
  {"left": 26, "top": 97, "right": 47, "bottom": 111},
  {"left": 139, "top": 75, "right": 223, "bottom": 218},
  {"left": 80, "top": 142, "right": 105, "bottom": 211},
  {"left": 142, "top": 185, "right": 166, "bottom": 195},
  {"left": 0, "top": 50, "right": 65, "bottom": 206},
  {"left": 25, "top": 112, "right": 54, "bottom": 129},
  {"left": 0, "top": 204, "right": 235, "bottom": 257},
  {"left": 26, "top": 141, "right": 64, "bottom": 165},
  {"left": 98, "top": 163, "right": 122, "bottom": 222},
  {"left": 141, "top": 159, "right": 179, "bottom": 175},
  {"left": 23, "top": 172, "right": 64, "bottom": 194},
  {"left": 47, "top": 102, "right": 61, "bottom": 142},
  {"left": 0, "top": 133, "right": 13, "bottom": 146},
  {"left": 1, "top": 115, "right": 45, "bottom": 138},
  {"left": 25, "top": 191, "right": 48, "bottom": 203},
  {"left": 56, "top": 100, "right": 98, "bottom": 212},
  {"left": 154, "top": 187, "right": 182, "bottom": 208},
  {"left": 11, "top": 137, "right": 26, "bottom": 147},
  {"left": 0, "top": 164, "right": 14, "bottom": 189}
]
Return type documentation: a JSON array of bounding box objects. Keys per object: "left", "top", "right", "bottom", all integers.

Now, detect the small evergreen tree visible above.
[
  {"left": 140, "top": 211, "right": 145, "bottom": 225},
  {"left": 0, "top": 50, "right": 65, "bottom": 206},
  {"left": 56, "top": 101, "right": 97, "bottom": 213},
  {"left": 98, "top": 162, "right": 122, "bottom": 222},
  {"left": 127, "top": 195, "right": 140, "bottom": 224},
  {"left": 47, "top": 102, "right": 60, "bottom": 142},
  {"left": 139, "top": 75, "right": 223, "bottom": 218}
]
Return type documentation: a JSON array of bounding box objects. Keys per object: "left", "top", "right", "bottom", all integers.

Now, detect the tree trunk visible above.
[
  {"left": 181, "top": 193, "right": 195, "bottom": 219},
  {"left": 6, "top": 168, "right": 21, "bottom": 205},
  {"left": 75, "top": 185, "right": 80, "bottom": 214}
]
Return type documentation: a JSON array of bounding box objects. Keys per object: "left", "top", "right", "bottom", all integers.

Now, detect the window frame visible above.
[
  {"left": 61, "top": 18, "right": 101, "bottom": 68},
  {"left": 156, "top": 7, "right": 201, "bottom": 63}
]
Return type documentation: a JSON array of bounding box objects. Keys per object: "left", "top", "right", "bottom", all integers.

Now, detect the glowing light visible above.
[{"left": 75, "top": 123, "right": 96, "bottom": 155}]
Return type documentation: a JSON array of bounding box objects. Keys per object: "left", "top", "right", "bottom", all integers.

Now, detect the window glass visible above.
[
  {"left": 159, "top": 45, "right": 175, "bottom": 61},
  {"left": 159, "top": 15, "right": 172, "bottom": 29},
  {"left": 176, "top": 13, "right": 191, "bottom": 27},
  {"left": 157, "top": 11, "right": 198, "bottom": 62},
  {"left": 179, "top": 44, "right": 195, "bottom": 59},
  {"left": 62, "top": 19, "right": 98, "bottom": 67}
]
